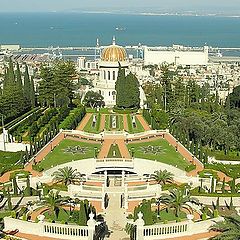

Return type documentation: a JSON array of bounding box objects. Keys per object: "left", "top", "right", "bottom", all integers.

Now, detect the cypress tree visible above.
[
  {"left": 7, "top": 190, "right": 12, "bottom": 211},
  {"left": 221, "top": 177, "right": 226, "bottom": 193},
  {"left": 25, "top": 176, "right": 32, "bottom": 196},
  {"left": 30, "top": 77, "right": 35, "bottom": 108},
  {"left": 12, "top": 177, "right": 18, "bottom": 195},
  {"left": 23, "top": 64, "right": 31, "bottom": 105},
  {"left": 79, "top": 201, "right": 87, "bottom": 226},
  {"left": 16, "top": 62, "right": 23, "bottom": 89}
]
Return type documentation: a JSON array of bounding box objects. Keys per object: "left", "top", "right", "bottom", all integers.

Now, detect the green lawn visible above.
[
  {"left": 44, "top": 208, "right": 78, "bottom": 224},
  {"left": 107, "top": 144, "right": 122, "bottom": 158},
  {"left": 127, "top": 114, "right": 145, "bottom": 133},
  {"left": 105, "top": 115, "right": 124, "bottom": 131},
  {"left": 37, "top": 139, "right": 101, "bottom": 170},
  {"left": 0, "top": 151, "right": 24, "bottom": 176},
  {"left": 0, "top": 210, "right": 12, "bottom": 219},
  {"left": 127, "top": 139, "right": 190, "bottom": 170},
  {"left": 207, "top": 149, "right": 240, "bottom": 161},
  {"left": 83, "top": 114, "right": 101, "bottom": 133},
  {"left": 157, "top": 209, "right": 187, "bottom": 222}
]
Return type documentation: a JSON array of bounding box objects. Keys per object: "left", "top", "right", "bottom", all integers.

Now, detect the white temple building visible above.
[{"left": 91, "top": 38, "right": 146, "bottom": 107}]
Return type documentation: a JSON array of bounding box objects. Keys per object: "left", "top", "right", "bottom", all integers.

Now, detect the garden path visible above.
[
  {"left": 99, "top": 114, "right": 106, "bottom": 131},
  {"left": 104, "top": 192, "right": 130, "bottom": 240},
  {"left": 98, "top": 139, "right": 131, "bottom": 159},
  {"left": 76, "top": 113, "right": 92, "bottom": 130},
  {"left": 163, "top": 231, "right": 219, "bottom": 240},
  {"left": 136, "top": 115, "right": 151, "bottom": 131},
  {"left": 123, "top": 114, "right": 128, "bottom": 131},
  {"left": 15, "top": 232, "right": 66, "bottom": 240}
]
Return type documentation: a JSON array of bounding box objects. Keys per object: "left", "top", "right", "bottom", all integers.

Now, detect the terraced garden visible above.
[
  {"left": 0, "top": 151, "right": 24, "bottom": 176},
  {"left": 35, "top": 139, "right": 101, "bottom": 170},
  {"left": 127, "top": 139, "right": 190, "bottom": 171}
]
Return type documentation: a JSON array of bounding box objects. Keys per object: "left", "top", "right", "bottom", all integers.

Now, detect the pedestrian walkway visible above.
[
  {"left": 76, "top": 113, "right": 92, "bottom": 130},
  {"left": 136, "top": 115, "right": 151, "bottom": 131},
  {"left": 123, "top": 114, "right": 128, "bottom": 131},
  {"left": 104, "top": 192, "right": 130, "bottom": 240},
  {"left": 98, "top": 138, "right": 131, "bottom": 159},
  {"left": 99, "top": 114, "right": 106, "bottom": 131}
]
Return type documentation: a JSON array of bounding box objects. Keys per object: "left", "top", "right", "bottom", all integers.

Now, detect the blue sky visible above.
[{"left": 0, "top": 0, "right": 240, "bottom": 12}]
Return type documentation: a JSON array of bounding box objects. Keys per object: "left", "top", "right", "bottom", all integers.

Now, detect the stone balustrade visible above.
[
  {"left": 131, "top": 212, "right": 224, "bottom": 240},
  {"left": 4, "top": 215, "right": 96, "bottom": 240}
]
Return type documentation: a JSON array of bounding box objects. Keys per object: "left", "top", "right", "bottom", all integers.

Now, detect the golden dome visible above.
[{"left": 101, "top": 39, "right": 127, "bottom": 62}]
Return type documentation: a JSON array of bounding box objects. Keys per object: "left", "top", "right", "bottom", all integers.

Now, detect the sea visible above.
[{"left": 0, "top": 12, "right": 240, "bottom": 50}]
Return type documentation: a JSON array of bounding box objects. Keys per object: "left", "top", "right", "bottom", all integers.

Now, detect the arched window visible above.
[
  {"left": 103, "top": 71, "right": 106, "bottom": 80},
  {"left": 109, "top": 91, "right": 111, "bottom": 96},
  {"left": 108, "top": 71, "right": 111, "bottom": 80},
  {"left": 113, "top": 71, "right": 116, "bottom": 80},
  {"left": 99, "top": 90, "right": 101, "bottom": 95}
]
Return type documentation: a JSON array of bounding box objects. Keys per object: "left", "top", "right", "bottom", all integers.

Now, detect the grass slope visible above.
[
  {"left": 127, "top": 114, "right": 145, "bottom": 133},
  {"left": 37, "top": 139, "right": 100, "bottom": 170},
  {"left": 127, "top": 139, "right": 190, "bottom": 170},
  {"left": 83, "top": 114, "right": 101, "bottom": 133},
  {"left": 107, "top": 144, "right": 122, "bottom": 158}
]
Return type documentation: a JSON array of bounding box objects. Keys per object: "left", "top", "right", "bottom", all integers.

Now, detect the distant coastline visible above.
[{"left": 0, "top": 12, "right": 240, "bottom": 48}]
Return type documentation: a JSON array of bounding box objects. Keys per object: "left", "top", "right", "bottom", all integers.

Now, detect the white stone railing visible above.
[
  {"left": 4, "top": 217, "right": 96, "bottom": 240},
  {"left": 131, "top": 212, "right": 224, "bottom": 240},
  {"left": 143, "top": 221, "right": 189, "bottom": 239}
]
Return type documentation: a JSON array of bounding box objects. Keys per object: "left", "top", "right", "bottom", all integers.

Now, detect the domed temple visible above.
[{"left": 93, "top": 37, "right": 131, "bottom": 107}]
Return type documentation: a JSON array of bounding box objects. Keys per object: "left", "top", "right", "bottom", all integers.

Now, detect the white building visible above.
[
  {"left": 144, "top": 45, "right": 209, "bottom": 66},
  {"left": 92, "top": 38, "right": 146, "bottom": 107}
]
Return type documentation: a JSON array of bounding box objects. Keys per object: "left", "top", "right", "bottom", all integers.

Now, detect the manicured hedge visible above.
[{"left": 59, "top": 105, "right": 86, "bottom": 130}]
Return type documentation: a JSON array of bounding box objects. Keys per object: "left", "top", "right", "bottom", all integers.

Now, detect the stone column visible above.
[
  {"left": 101, "top": 183, "right": 105, "bottom": 210},
  {"left": 135, "top": 212, "right": 145, "bottom": 240},
  {"left": 104, "top": 170, "right": 108, "bottom": 187},
  {"left": 156, "top": 184, "right": 162, "bottom": 198},
  {"left": 124, "top": 183, "right": 128, "bottom": 210},
  {"left": 87, "top": 212, "right": 96, "bottom": 240},
  {"left": 121, "top": 170, "right": 125, "bottom": 187}
]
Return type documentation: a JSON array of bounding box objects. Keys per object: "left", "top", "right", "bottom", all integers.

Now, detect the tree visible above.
[
  {"left": 228, "top": 85, "right": 240, "bottom": 109},
  {"left": 38, "top": 61, "right": 75, "bottom": 107},
  {"left": 160, "top": 188, "right": 199, "bottom": 217},
  {"left": 210, "top": 215, "right": 240, "bottom": 240},
  {"left": 25, "top": 176, "right": 32, "bottom": 196},
  {"left": 7, "top": 190, "right": 12, "bottom": 211},
  {"left": 115, "top": 66, "right": 140, "bottom": 109},
  {"left": 79, "top": 201, "right": 87, "bottom": 226},
  {"left": 83, "top": 91, "right": 104, "bottom": 108},
  {"left": 23, "top": 64, "right": 31, "bottom": 105},
  {"left": 12, "top": 177, "right": 18, "bottom": 195},
  {"left": 52, "top": 167, "right": 82, "bottom": 185},
  {"left": 151, "top": 170, "right": 174, "bottom": 185},
  {"left": 0, "top": 60, "right": 28, "bottom": 120},
  {"left": 43, "top": 191, "right": 67, "bottom": 220}
]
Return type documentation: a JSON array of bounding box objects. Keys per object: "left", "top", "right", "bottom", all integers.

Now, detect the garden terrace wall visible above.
[{"left": 4, "top": 217, "right": 92, "bottom": 240}]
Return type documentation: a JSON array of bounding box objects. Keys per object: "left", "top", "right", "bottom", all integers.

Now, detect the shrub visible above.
[
  {"left": 213, "top": 209, "right": 219, "bottom": 218},
  {"left": 185, "top": 164, "right": 196, "bottom": 172},
  {"left": 201, "top": 212, "right": 207, "bottom": 220}
]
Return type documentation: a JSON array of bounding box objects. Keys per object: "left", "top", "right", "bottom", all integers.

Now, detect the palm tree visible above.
[
  {"left": 210, "top": 215, "right": 240, "bottom": 240},
  {"left": 43, "top": 191, "right": 67, "bottom": 220},
  {"left": 151, "top": 170, "right": 174, "bottom": 185},
  {"left": 160, "top": 188, "right": 199, "bottom": 217},
  {"left": 52, "top": 167, "right": 82, "bottom": 185}
]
